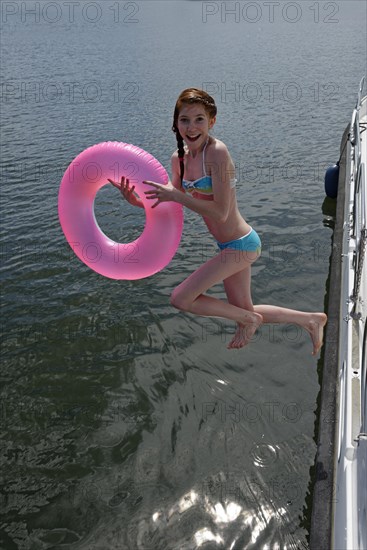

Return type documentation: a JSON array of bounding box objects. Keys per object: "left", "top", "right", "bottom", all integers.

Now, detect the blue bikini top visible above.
[{"left": 182, "top": 139, "right": 236, "bottom": 196}]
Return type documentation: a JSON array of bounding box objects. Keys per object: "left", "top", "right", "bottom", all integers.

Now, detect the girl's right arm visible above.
[
  {"left": 108, "top": 176, "right": 144, "bottom": 209},
  {"left": 109, "top": 152, "right": 183, "bottom": 209},
  {"left": 109, "top": 152, "right": 183, "bottom": 208}
]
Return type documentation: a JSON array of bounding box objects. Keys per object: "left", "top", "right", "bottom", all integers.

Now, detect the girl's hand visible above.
[
  {"left": 108, "top": 176, "right": 144, "bottom": 208},
  {"left": 143, "top": 180, "right": 178, "bottom": 209}
]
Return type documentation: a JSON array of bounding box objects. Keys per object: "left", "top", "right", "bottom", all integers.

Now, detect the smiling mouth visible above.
[{"left": 186, "top": 135, "right": 201, "bottom": 142}]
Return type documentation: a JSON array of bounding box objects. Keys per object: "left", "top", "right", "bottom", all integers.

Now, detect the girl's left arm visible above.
[
  {"left": 174, "top": 188, "right": 229, "bottom": 223},
  {"left": 143, "top": 148, "right": 231, "bottom": 223}
]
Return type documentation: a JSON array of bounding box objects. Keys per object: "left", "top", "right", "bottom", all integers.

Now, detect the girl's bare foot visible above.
[
  {"left": 227, "top": 313, "right": 263, "bottom": 350},
  {"left": 227, "top": 312, "right": 327, "bottom": 353},
  {"left": 305, "top": 313, "right": 328, "bottom": 355}
]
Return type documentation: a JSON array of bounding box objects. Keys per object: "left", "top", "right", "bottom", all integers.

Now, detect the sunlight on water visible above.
[
  {"left": 145, "top": 484, "right": 299, "bottom": 549},
  {"left": 194, "top": 528, "right": 224, "bottom": 546}
]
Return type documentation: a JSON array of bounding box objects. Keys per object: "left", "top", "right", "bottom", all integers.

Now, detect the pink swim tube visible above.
[{"left": 58, "top": 141, "right": 183, "bottom": 280}]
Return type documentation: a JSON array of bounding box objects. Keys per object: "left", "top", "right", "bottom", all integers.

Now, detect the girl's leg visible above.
[
  {"left": 170, "top": 249, "right": 262, "bottom": 339},
  {"left": 223, "top": 268, "right": 327, "bottom": 354},
  {"left": 254, "top": 304, "right": 327, "bottom": 355},
  {"left": 223, "top": 265, "right": 255, "bottom": 349}
]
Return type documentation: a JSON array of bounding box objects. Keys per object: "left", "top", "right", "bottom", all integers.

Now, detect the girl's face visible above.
[{"left": 177, "top": 104, "right": 215, "bottom": 151}]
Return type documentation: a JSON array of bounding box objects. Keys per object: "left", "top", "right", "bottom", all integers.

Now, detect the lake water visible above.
[{"left": 1, "top": 1, "right": 366, "bottom": 548}]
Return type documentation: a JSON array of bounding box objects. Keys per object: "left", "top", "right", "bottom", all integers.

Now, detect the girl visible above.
[{"left": 109, "top": 88, "right": 327, "bottom": 353}]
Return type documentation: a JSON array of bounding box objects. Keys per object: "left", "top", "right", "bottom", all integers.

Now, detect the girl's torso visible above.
[{"left": 181, "top": 137, "right": 250, "bottom": 242}]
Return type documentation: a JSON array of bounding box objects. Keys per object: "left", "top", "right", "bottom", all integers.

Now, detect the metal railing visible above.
[
  {"left": 350, "top": 76, "right": 366, "bottom": 315},
  {"left": 349, "top": 76, "right": 367, "bottom": 436}
]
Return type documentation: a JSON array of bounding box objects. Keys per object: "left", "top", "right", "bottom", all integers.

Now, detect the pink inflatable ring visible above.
[{"left": 58, "top": 141, "right": 183, "bottom": 280}]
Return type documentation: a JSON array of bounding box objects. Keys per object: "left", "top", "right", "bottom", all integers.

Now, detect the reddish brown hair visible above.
[{"left": 172, "top": 88, "right": 217, "bottom": 184}]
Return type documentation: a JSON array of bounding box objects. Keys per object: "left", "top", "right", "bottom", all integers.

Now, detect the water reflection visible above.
[{"left": 135, "top": 480, "right": 305, "bottom": 549}]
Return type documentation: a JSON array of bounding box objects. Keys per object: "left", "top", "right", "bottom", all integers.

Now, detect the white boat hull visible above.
[{"left": 332, "top": 83, "right": 367, "bottom": 550}]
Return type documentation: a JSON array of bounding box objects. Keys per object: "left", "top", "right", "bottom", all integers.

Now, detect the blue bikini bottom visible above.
[{"left": 216, "top": 227, "right": 261, "bottom": 253}]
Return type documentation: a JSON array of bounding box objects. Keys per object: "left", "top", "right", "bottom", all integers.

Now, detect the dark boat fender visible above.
[{"left": 324, "top": 163, "right": 339, "bottom": 198}]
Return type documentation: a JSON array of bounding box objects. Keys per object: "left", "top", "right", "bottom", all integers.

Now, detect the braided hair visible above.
[{"left": 172, "top": 88, "right": 217, "bottom": 186}]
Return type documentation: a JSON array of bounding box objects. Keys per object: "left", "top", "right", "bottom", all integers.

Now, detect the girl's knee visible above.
[{"left": 170, "top": 287, "right": 191, "bottom": 311}]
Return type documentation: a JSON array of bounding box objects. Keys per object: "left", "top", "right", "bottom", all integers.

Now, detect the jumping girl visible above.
[{"left": 109, "top": 88, "right": 327, "bottom": 353}]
